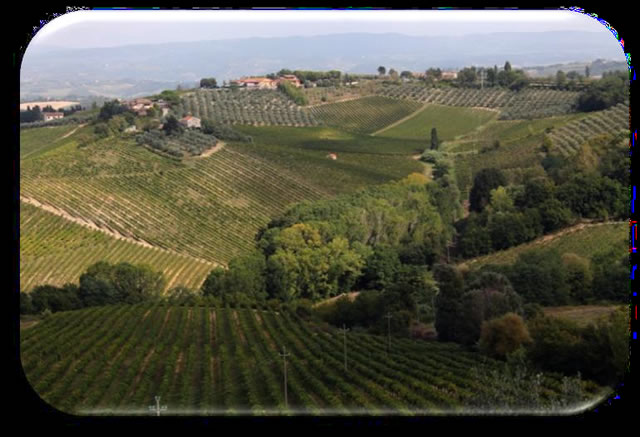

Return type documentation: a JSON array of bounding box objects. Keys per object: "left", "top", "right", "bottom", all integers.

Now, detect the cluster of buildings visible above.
[
  {"left": 230, "top": 74, "right": 302, "bottom": 90},
  {"left": 121, "top": 98, "right": 170, "bottom": 117}
]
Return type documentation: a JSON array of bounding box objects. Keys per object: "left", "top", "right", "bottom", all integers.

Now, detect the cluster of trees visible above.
[
  {"left": 200, "top": 78, "right": 218, "bottom": 89},
  {"left": 20, "top": 261, "right": 165, "bottom": 315},
  {"left": 456, "top": 163, "right": 626, "bottom": 258},
  {"left": 200, "top": 174, "right": 461, "bottom": 306},
  {"left": 525, "top": 308, "right": 628, "bottom": 386},
  {"left": 456, "top": 62, "right": 529, "bottom": 91},
  {"left": 376, "top": 66, "right": 414, "bottom": 82},
  {"left": 575, "top": 70, "right": 628, "bottom": 112},
  {"left": 153, "top": 89, "right": 181, "bottom": 106},
  {"left": 201, "top": 119, "right": 253, "bottom": 142},
  {"left": 432, "top": 262, "right": 628, "bottom": 385},
  {"left": 268, "top": 69, "right": 343, "bottom": 87},
  {"left": 20, "top": 105, "right": 45, "bottom": 123},
  {"left": 277, "top": 80, "right": 308, "bottom": 105},
  {"left": 478, "top": 246, "right": 627, "bottom": 305},
  {"left": 434, "top": 266, "right": 524, "bottom": 347},
  {"left": 98, "top": 100, "right": 132, "bottom": 122}
]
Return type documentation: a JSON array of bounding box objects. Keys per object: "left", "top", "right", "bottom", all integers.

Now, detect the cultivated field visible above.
[
  {"left": 308, "top": 96, "right": 423, "bottom": 134},
  {"left": 175, "top": 89, "right": 319, "bottom": 127},
  {"left": 20, "top": 304, "right": 604, "bottom": 415},
  {"left": 548, "top": 103, "right": 629, "bottom": 157},
  {"left": 231, "top": 125, "right": 424, "bottom": 194},
  {"left": 20, "top": 129, "right": 326, "bottom": 265},
  {"left": 376, "top": 104, "right": 498, "bottom": 140},
  {"left": 20, "top": 202, "right": 215, "bottom": 292},
  {"left": 374, "top": 85, "right": 581, "bottom": 120}
]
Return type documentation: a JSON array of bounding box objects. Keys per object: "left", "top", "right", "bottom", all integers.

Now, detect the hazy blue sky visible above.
[{"left": 32, "top": 9, "right": 618, "bottom": 49}]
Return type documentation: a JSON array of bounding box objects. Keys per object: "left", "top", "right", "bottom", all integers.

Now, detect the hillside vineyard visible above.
[{"left": 20, "top": 65, "right": 630, "bottom": 416}]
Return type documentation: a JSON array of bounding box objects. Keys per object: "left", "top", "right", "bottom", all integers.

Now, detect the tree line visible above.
[
  {"left": 20, "top": 104, "right": 83, "bottom": 123},
  {"left": 20, "top": 261, "right": 165, "bottom": 315}
]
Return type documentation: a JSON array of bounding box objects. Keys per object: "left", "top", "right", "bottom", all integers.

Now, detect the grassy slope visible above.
[
  {"left": 377, "top": 104, "right": 498, "bottom": 141},
  {"left": 543, "top": 305, "right": 625, "bottom": 327},
  {"left": 20, "top": 125, "right": 90, "bottom": 160},
  {"left": 309, "top": 96, "right": 423, "bottom": 134},
  {"left": 458, "top": 222, "right": 627, "bottom": 269},
  {"left": 20, "top": 202, "right": 216, "bottom": 292}
]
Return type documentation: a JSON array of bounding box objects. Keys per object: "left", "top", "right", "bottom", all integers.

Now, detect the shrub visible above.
[{"left": 479, "top": 313, "right": 532, "bottom": 359}]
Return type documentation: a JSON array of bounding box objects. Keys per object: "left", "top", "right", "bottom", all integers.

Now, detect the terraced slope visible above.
[
  {"left": 20, "top": 202, "right": 216, "bottom": 292},
  {"left": 175, "top": 88, "right": 319, "bottom": 127},
  {"left": 308, "top": 96, "right": 423, "bottom": 134},
  {"left": 548, "top": 103, "right": 629, "bottom": 156},
  {"left": 20, "top": 304, "right": 604, "bottom": 415},
  {"left": 20, "top": 132, "right": 326, "bottom": 265}
]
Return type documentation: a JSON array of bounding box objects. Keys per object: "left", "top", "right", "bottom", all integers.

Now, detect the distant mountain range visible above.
[{"left": 20, "top": 31, "right": 626, "bottom": 100}]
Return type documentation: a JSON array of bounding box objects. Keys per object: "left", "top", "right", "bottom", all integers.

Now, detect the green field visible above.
[
  {"left": 20, "top": 202, "right": 215, "bottom": 292},
  {"left": 20, "top": 304, "right": 603, "bottom": 415},
  {"left": 377, "top": 104, "right": 498, "bottom": 141},
  {"left": 20, "top": 124, "right": 89, "bottom": 160},
  {"left": 459, "top": 222, "right": 627, "bottom": 269},
  {"left": 232, "top": 125, "right": 424, "bottom": 194},
  {"left": 309, "top": 96, "right": 423, "bottom": 134}
]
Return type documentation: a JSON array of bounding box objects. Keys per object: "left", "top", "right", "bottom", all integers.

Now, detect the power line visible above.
[
  {"left": 384, "top": 312, "right": 393, "bottom": 357},
  {"left": 340, "top": 324, "right": 350, "bottom": 371}
]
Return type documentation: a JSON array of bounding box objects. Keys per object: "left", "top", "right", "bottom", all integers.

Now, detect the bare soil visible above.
[
  {"left": 196, "top": 141, "right": 226, "bottom": 158},
  {"left": 20, "top": 101, "right": 80, "bottom": 111}
]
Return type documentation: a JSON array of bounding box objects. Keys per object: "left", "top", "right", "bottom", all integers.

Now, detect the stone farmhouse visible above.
[{"left": 180, "top": 115, "right": 201, "bottom": 129}]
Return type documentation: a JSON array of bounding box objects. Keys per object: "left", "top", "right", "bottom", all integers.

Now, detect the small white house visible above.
[{"left": 43, "top": 112, "right": 64, "bottom": 122}]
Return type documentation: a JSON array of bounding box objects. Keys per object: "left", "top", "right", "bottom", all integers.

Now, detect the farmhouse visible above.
[
  {"left": 231, "top": 77, "right": 278, "bottom": 90},
  {"left": 43, "top": 112, "right": 64, "bottom": 122},
  {"left": 180, "top": 115, "right": 201, "bottom": 129},
  {"left": 441, "top": 71, "right": 458, "bottom": 80},
  {"left": 230, "top": 74, "right": 302, "bottom": 90},
  {"left": 278, "top": 74, "right": 302, "bottom": 88}
]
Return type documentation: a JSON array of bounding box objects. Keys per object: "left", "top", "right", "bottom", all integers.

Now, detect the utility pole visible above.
[
  {"left": 340, "top": 324, "right": 350, "bottom": 371},
  {"left": 148, "top": 395, "right": 167, "bottom": 416},
  {"left": 384, "top": 312, "right": 393, "bottom": 357},
  {"left": 280, "top": 345, "right": 290, "bottom": 409}
]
